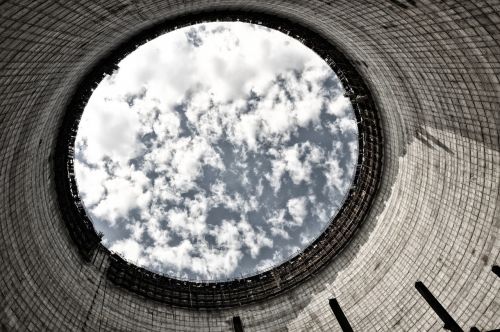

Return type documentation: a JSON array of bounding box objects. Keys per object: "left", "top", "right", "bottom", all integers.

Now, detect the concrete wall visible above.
[{"left": 0, "top": 0, "right": 498, "bottom": 331}]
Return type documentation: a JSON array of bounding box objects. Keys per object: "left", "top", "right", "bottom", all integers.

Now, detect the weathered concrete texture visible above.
[{"left": 0, "top": 0, "right": 498, "bottom": 331}]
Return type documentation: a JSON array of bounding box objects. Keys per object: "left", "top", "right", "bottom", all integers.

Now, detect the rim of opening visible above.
[{"left": 54, "top": 9, "right": 383, "bottom": 308}]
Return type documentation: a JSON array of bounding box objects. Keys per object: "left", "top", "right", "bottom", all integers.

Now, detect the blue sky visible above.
[{"left": 74, "top": 22, "right": 358, "bottom": 281}]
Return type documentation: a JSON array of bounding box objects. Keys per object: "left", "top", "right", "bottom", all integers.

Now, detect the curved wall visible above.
[{"left": 0, "top": 1, "right": 498, "bottom": 331}]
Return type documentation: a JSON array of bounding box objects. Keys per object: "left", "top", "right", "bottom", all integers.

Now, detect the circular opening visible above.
[
  {"left": 56, "top": 11, "right": 382, "bottom": 307},
  {"left": 74, "top": 22, "right": 358, "bottom": 281}
]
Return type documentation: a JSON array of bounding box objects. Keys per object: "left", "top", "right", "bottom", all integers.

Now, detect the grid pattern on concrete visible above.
[{"left": 0, "top": 0, "right": 499, "bottom": 331}]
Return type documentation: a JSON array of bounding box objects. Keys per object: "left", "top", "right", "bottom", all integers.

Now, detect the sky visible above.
[{"left": 74, "top": 22, "right": 358, "bottom": 281}]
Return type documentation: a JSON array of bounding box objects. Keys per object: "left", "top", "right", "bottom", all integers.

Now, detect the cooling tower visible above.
[{"left": 0, "top": 1, "right": 498, "bottom": 331}]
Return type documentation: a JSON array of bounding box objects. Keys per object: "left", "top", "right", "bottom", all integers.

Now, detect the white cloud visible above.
[
  {"left": 287, "top": 197, "right": 308, "bottom": 226},
  {"left": 266, "top": 158, "right": 287, "bottom": 194},
  {"left": 168, "top": 136, "right": 225, "bottom": 193},
  {"left": 210, "top": 220, "right": 241, "bottom": 249},
  {"left": 337, "top": 117, "right": 357, "bottom": 134},
  {"left": 238, "top": 218, "right": 273, "bottom": 258},
  {"left": 256, "top": 179, "right": 264, "bottom": 197},
  {"left": 208, "top": 181, "right": 251, "bottom": 213},
  {"left": 255, "top": 249, "right": 285, "bottom": 271},
  {"left": 281, "top": 145, "right": 312, "bottom": 185},
  {"left": 267, "top": 209, "right": 290, "bottom": 239},
  {"left": 233, "top": 113, "right": 261, "bottom": 151},
  {"left": 300, "top": 232, "right": 315, "bottom": 246},
  {"left": 127, "top": 221, "right": 145, "bottom": 241},
  {"left": 327, "top": 95, "right": 351, "bottom": 117},
  {"left": 167, "top": 194, "right": 208, "bottom": 239},
  {"left": 324, "top": 155, "right": 347, "bottom": 193},
  {"left": 78, "top": 91, "right": 144, "bottom": 166},
  {"left": 145, "top": 218, "right": 170, "bottom": 246},
  {"left": 295, "top": 92, "right": 323, "bottom": 128},
  {"left": 74, "top": 163, "right": 108, "bottom": 206},
  {"left": 110, "top": 238, "right": 148, "bottom": 266},
  {"left": 254, "top": 245, "right": 301, "bottom": 271},
  {"left": 266, "top": 142, "right": 325, "bottom": 193},
  {"left": 152, "top": 107, "right": 182, "bottom": 141},
  {"left": 190, "top": 246, "right": 243, "bottom": 279},
  {"left": 146, "top": 240, "right": 194, "bottom": 272},
  {"left": 92, "top": 167, "right": 151, "bottom": 225}
]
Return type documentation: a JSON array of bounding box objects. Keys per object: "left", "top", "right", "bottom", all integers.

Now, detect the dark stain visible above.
[
  {"left": 415, "top": 128, "right": 453, "bottom": 154},
  {"left": 389, "top": 0, "right": 409, "bottom": 9},
  {"left": 105, "top": 3, "right": 129, "bottom": 15},
  {"left": 38, "top": 139, "right": 42, "bottom": 146},
  {"left": 382, "top": 22, "right": 398, "bottom": 29},
  {"left": 374, "top": 262, "right": 381, "bottom": 271},
  {"left": 425, "top": 130, "right": 453, "bottom": 153},
  {"left": 389, "top": 0, "right": 417, "bottom": 9},
  {"left": 471, "top": 249, "right": 476, "bottom": 255},
  {"left": 353, "top": 59, "right": 369, "bottom": 69},
  {"left": 481, "top": 255, "right": 488, "bottom": 265},
  {"left": 1, "top": 322, "right": 9, "bottom": 332},
  {"left": 415, "top": 133, "right": 435, "bottom": 149}
]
